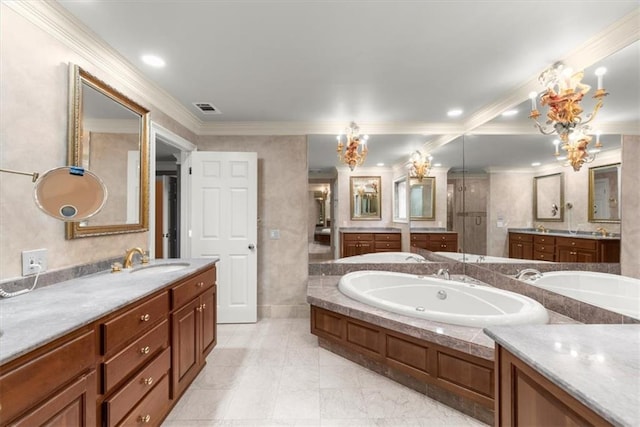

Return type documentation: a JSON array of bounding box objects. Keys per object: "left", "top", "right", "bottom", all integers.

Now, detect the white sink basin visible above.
[{"left": 129, "top": 262, "right": 190, "bottom": 275}]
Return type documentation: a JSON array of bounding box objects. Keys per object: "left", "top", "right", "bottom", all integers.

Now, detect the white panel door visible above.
[{"left": 188, "top": 151, "right": 257, "bottom": 323}]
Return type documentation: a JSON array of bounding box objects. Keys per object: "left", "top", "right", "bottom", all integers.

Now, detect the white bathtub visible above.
[
  {"left": 434, "top": 252, "right": 548, "bottom": 263},
  {"left": 338, "top": 271, "right": 549, "bottom": 327},
  {"left": 335, "top": 252, "right": 427, "bottom": 263},
  {"left": 527, "top": 271, "right": 640, "bottom": 319}
]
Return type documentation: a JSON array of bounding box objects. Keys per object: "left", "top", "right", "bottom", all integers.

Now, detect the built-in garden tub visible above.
[
  {"left": 338, "top": 270, "right": 549, "bottom": 327},
  {"left": 526, "top": 271, "right": 640, "bottom": 320}
]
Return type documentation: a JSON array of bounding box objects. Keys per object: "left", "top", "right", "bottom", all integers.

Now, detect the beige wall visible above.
[
  {"left": 196, "top": 136, "right": 309, "bottom": 317},
  {"left": 0, "top": 5, "right": 193, "bottom": 280},
  {"left": 621, "top": 135, "right": 639, "bottom": 278}
]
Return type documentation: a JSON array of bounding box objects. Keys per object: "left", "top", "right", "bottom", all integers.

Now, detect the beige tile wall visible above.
[
  {"left": 196, "top": 136, "right": 309, "bottom": 317},
  {"left": 621, "top": 135, "right": 639, "bottom": 279}
]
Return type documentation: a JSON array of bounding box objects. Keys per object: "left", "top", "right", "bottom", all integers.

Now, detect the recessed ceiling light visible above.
[
  {"left": 434, "top": 163, "right": 442, "bottom": 167},
  {"left": 142, "top": 54, "right": 165, "bottom": 68},
  {"left": 376, "top": 163, "right": 385, "bottom": 167},
  {"left": 531, "top": 162, "right": 541, "bottom": 167},
  {"left": 447, "top": 109, "right": 463, "bottom": 117},
  {"left": 502, "top": 109, "right": 518, "bottom": 117}
]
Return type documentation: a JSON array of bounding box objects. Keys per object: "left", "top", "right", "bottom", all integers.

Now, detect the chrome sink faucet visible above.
[
  {"left": 515, "top": 268, "right": 542, "bottom": 280},
  {"left": 436, "top": 268, "right": 450, "bottom": 280},
  {"left": 123, "top": 247, "right": 149, "bottom": 269}
]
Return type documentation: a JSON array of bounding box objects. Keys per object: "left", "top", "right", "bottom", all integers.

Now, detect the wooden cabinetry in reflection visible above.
[
  {"left": 411, "top": 232, "right": 458, "bottom": 253},
  {"left": 340, "top": 232, "right": 401, "bottom": 257},
  {"left": 508, "top": 232, "right": 619, "bottom": 263}
]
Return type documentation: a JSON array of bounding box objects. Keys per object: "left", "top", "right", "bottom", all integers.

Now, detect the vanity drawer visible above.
[
  {"left": 533, "top": 251, "right": 554, "bottom": 261},
  {"left": 342, "top": 233, "right": 374, "bottom": 241},
  {"left": 430, "top": 233, "right": 457, "bottom": 242},
  {"left": 534, "top": 244, "right": 554, "bottom": 254},
  {"left": 102, "top": 292, "right": 169, "bottom": 354},
  {"left": 556, "top": 237, "right": 597, "bottom": 250},
  {"left": 533, "top": 235, "right": 555, "bottom": 245},
  {"left": 171, "top": 268, "right": 216, "bottom": 310},
  {"left": 374, "top": 233, "right": 400, "bottom": 242},
  {"left": 102, "top": 319, "right": 168, "bottom": 393},
  {"left": 509, "top": 233, "right": 533, "bottom": 243},
  {"left": 117, "top": 372, "right": 170, "bottom": 427},
  {"left": 103, "top": 347, "right": 170, "bottom": 427},
  {"left": 375, "top": 241, "right": 401, "bottom": 251},
  {"left": 0, "top": 329, "right": 95, "bottom": 424},
  {"left": 410, "top": 233, "right": 428, "bottom": 242}
]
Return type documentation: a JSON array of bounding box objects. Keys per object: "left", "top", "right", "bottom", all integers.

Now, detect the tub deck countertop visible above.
[
  {"left": 485, "top": 325, "right": 640, "bottom": 427},
  {"left": 307, "top": 275, "right": 578, "bottom": 361},
  {"left": 0, "top": 258, "right": 219, "bottom": 365}
]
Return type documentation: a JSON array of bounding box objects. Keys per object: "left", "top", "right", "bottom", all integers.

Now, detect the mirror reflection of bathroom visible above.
[{"left": 308, "top": 180, "right": 334, "bottom": 262}]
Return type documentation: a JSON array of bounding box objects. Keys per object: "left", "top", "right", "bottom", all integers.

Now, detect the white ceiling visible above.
[{"left": 57, "top": 1, "right": 639, "bottom": 171}]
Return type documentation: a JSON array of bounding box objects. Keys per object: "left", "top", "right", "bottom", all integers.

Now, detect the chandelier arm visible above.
[{"left": 580, "top": 98, "right": 605, "bottom": 126}]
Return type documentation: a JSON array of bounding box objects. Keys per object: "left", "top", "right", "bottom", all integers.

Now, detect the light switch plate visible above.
[{"left": 269, "top": 229, "right": 280, "bottom": 239}]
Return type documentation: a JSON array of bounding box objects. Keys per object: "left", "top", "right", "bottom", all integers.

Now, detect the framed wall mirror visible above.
[
  {"left": 350, "top": 176, "right": 381, "bottom": 220},
  {"left": 410, "top": 177, "right": 435, "bottom": 220},
  {"left": 588, "top": 163, "right": 621, "bottom": 223},
  {"left": 66, "top": 64, "right": 150, "bottom": 239},
  {"left": 533, "top": 173, "right": 564, "bottom": 222}
]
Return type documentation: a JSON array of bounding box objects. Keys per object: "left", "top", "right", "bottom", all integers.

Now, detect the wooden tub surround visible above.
[{"left": 307, "top": 274, "right": 498, "bottom": 424}]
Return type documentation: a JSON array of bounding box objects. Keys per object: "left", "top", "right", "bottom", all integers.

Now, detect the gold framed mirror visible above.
[
  {"left": 409, "top": 177, "right": 435, "bottom": 220},
  {"left": 350, "top": 176, "right": 381, "bottom": 220},
  {"left": 588, "top": 163, "right": 621, "bottom": 223},
  {"left": 66, "top": 64, "right": 150, "bottom": 239},
  {"left": 533, "top": 173, "right": 564, "bottom": 222}
]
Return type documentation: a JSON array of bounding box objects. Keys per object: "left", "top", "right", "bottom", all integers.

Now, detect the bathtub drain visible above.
[
  {"left": 415, "top": 306, "right": 425, "bottom": 311},
  {"left": 437, "top": 290, "right": 447, "bottom": 300}
]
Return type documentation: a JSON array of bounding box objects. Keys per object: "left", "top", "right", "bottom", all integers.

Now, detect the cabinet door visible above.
[
  {"left": 342, "top": 241, "right": 360, "bottom": 257},
  {"left": 12, "top": 371, "right": 96, "bottom": 427},
  {"left": 200, "top": 287, "right": 217, "bottom": 359},
  {"left": 510, "top": 241, "right": 533, "bottom": 259},
  {"left": 171, "top": 298, "right": 200, "bottom": 398}
]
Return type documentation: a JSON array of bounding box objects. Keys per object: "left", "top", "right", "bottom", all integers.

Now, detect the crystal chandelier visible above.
[
  {"left": 336, "top": 121, "right": 368, "bottom": 171},
  {"left": 409, "top": 150, "right": 432, "bottom": 181},
  {"left": 528, "top": 62, "right": 607, "bottom": 171}
]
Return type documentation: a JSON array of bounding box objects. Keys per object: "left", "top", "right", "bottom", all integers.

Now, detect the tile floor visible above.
[{"left": 162, "top": 318, "right": 488, "bottom": 426}]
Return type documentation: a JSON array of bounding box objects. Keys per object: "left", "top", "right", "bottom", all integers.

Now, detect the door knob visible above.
[{"left": 248, "top": 244, "right": 255, "bottom": 250}]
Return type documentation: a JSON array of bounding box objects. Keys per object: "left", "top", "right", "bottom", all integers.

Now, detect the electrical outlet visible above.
[
  {"left": 269, "top": 229, "right": 280, "bottom": 240},
  {"left": 22, "top": 249, "right": 48, "bottom": 276}
]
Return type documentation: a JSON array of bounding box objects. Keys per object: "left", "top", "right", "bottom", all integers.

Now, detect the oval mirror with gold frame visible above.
[{"left": 66, "top": 64, "right": 149, "bottom": 239}]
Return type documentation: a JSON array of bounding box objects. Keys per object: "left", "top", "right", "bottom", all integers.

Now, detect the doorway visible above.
[{"left": 149, "top": 123, "right": 196, "bottom": 259}]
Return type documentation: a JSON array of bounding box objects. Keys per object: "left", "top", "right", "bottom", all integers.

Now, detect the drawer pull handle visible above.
[
  {"left": 571, "top": 242, "right": 576, "bottom": 246},
  {"left": 196, "top": 305, "right": 203, "bottom": 312},
  {"left": 197, "top": 281, "right": 204, "bottom": 288},
  {"left": 570, "top": 251, "right": 577, "bottom": 255},
  {"left": 541, "top": 246, "right": 545, "bottom": 250},
  {"left": 138, "top": 414, "right": 151, "bottom": 423},
  {"left": 142, "top": 377, "right": 153, "bottom": 386},
  {"left": 140, "top": 346, "right": 150, "bottom": 355},
  {"left": 202, "top": 303, "right": 206, "bottom": 310},
  {"left": 140, "top": 314, "right": 150, "bottom": 322}
]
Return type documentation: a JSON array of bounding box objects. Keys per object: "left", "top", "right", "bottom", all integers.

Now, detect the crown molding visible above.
[
  {"left": 196, "top": 120, "right": 463, "bottom": 136},
  {"left": 5, "top": 0, "right": 201, "bottom": 133}
]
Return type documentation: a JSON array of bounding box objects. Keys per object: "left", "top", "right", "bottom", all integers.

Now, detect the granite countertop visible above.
[
  {"left": 0, "top": 258, "right": 218, "bottom": 365},
  {"left": 484, "top": 324, "right": 640, "bottom": 427},
  {"left": 508, "top": 227, "right": 620, "bottom": 240},
  {"left": 410, "top": 228, "right": 456, "bottom": 234},
  {"left": 339, "top": 227, "right": 401, "bottom": 233}
]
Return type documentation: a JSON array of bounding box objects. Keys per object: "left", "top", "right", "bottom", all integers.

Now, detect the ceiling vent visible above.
[{"left": 193, "top": 102, "right": 221, "bottom": 114}]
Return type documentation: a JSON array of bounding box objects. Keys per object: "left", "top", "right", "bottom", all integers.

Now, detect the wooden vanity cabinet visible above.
[
  {"left": 171, "top": 267, "right": 217, "bottom": 399},
  {"left": 374, "top": 233, "right": 401, "bottom": 252},
  {"left": 533, "top": 235, "right": 555, "bottom": 261},
  {"left": 508, "top": 233, "right": 533, "bottom": 260},
  {"left": 340, "top": 232, "right": 374, "bottom": 257},
  {"left": 99, "top": 291, "right": 171, "bottom": 427},
  {"left": 495, "top": 344, "right": 610, "bottom": 426},
  {"left": 410, "top": 232, "right": 458, "bottom": 253},
  {"left": 0, "top": 329, "right": 97, "bottom": 426}
]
